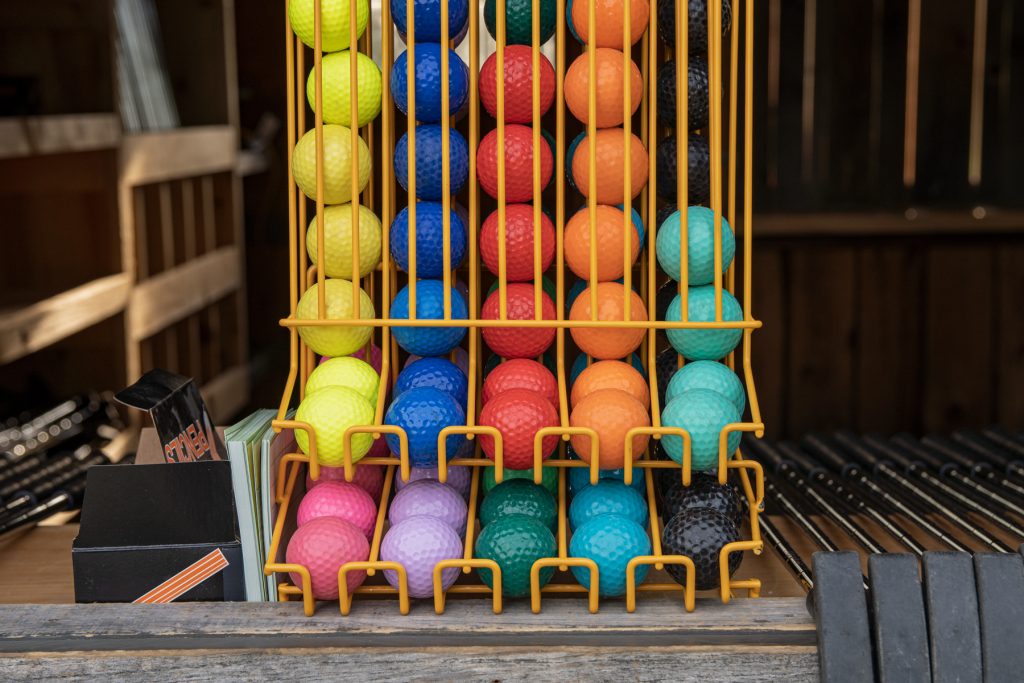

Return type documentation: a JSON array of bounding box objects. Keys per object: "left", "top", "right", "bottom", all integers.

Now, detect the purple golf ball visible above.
[
  {"left": 381, "top": 515, "right": 464, "bottom": 598},
  {"left": 388, "top": 479, "right": 468, "bottom": 534},
  {"left": 395, "top": 465, "right": 472, "bottom": 499}
]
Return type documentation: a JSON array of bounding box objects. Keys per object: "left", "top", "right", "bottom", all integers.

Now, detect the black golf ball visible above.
[
  {"left": 657, "top": 0, "right": 733, "bottom": 55},
  {"left": 656, "top": 204, "right": 678, "bottom": 231},
  {"left": 656, "top": 58, "right": 710, "bottom": 131},
  {"left": 661, "top": 473, "right": 743, "bottom": 527},
  {"left": 662, "top": 507, "right": 741, "bottom": 590},
  {"left": 655, "top": 134, "right": 711, "bottom": 205},
  {"left": 655, "top": 345, "right": 680, "bottom": 408}
]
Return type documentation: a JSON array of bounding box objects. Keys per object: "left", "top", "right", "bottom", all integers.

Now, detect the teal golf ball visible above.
[
  {"left": 569, "top": 515, "right": 651, "bottom": 597},
  {"left": 566, "top": 446, "right": 646, "bottom": 497},
  {"left": 660, "top": 388, "right": 741, "bottom": 471},
  {"left": 665, "top": 286, "right": 743, "bottom": 361},
  {"left": 568, "top": 481, "right": 648, "bottom": 531},
  {"left": 656, "top": 207, "right": 735, "bottom": 285},
  {"left": 665, "top": 360, "right": 746, "bottom": 416}
]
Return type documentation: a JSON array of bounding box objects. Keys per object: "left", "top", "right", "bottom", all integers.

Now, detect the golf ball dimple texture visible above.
[
  {"left": 395, "top": 125, "right": 469, "bottom": 200},
  {"left": 571, "top": 129, "right": 649, "bottom": 205},
  {"left": 480, "top": 479, "right": 558, "bottom": 530},
  {"left": 390, "top": 202, "right": 468, "bottom": 278},
  {"left": 395, "top": 464, "right": 473, "bottom": 500},
  {"left": 482, "top": 464, "right": 559, "bottom": 496},
  {"left": 308, "top": 51, "right": 382, "bottom": 127},
  {"left": 569, "top": 352, "right": 645, "bottom": 387},
  {"left": 396, "top": 357, "right": 469, "bottom": 408},
  {"left": 479, "top": 389, "right": 560, "bottom": 469},
  {"left": 288, "top": 0, "right": 370, "bottom": 52},
  {"left": 570, "top": 359, "right": 650, "bottom": 408},
  {"left": 567, "top": 462, "right": 647, "bottom": 498},
  {"left": 569, "top": 283, "right": 647, "bottom": 360},
  {"left": 564, "top": 49, "right": 643, "bottom": 128},
  {"left": 475, "top": 516, "right": 558, "bottom": 598},
  {"left": 297, "top": 481, "right": 378, "bottom": 539},
  {"left": 656, "top": 207, "right": 735, "bottom": 286},
  {"left": 480, "top": 46, "right": 556, "bottom": 123},
  {"left": 381, "top": 515, "right": 464, "bottom": 598},
  {"left": 568, "top": 0, "right": 650, "bottom": 47},
  {"left": 568, "top": 480, "right": 648, "bottom": 530},
  {"left": 286, "top": 516, "right": 370, "bottom": 600},
  {"left": 295, "top": 386, "right": 376, "bottom": 467},
  {"left": 480, "top": 204, "right": 556, "bottom": 282},
  {"left": 657, "top": 0, "right": 733, "bottom": 54},
  {"left": 661, "top": 507, "right": 741, "bottom": 591},
  {"left": 306, "top": 204, "right": 382, "bottom": 280},
  {"left": 665, "top": 286, "right": 744, "bottom": 361},
  {"left": 384, "top": 386, "right": 466, "bottom": 467},
  {"left": 563, "top": 205, "right": 641, "bottom": 282},
  {"left": 293, "top": 125, "right": 372, "bottom": 205},
  {"left": 664, "top": 360, "right": 746, "bottom": 415},
  {"left": 295, "top": 279, "right": 375, "bottom": 358},
  {"left": 477, "top": 125, "right": 554, "bottom": 203},
  {"left": 392, "top": 44, "right": 470, "bottom": 124},
  {"left": 390, "top": 280, "right": 468, "bottom": 357},
  {"left": 481, "top": 284, "right": 557, "bottom": 359},
  {"left": 307, "top": 464, "right": 385, "bottom": 502},
  {"left": 662, "top": 474, "right": 744, "bottom": 527},
  {"left": 569, "top": 515, "right": 652, "bottom": 597},
  {"left": 389, "top": 479, "right": 468, "bottom": 533},
  {"left": 484, "top": 0, "right": 557, "bottom": 45},
  {"left": 305, "top": 357, "right": 380, "bottom": 406},
  {"left": 391, "top": 0, "right": 469, "bottom": 44},
  {"left": 660, "top": 388, "right": 742, "bottom": 471},
  {"left": 656, "top": 58, "right": 710, "bottom": 131},
  {"left": 655, "top": 134, "right": 710, "bottom": 206},
  {"left": 482, "top": 358, "right": 559, "bottom": 409}
]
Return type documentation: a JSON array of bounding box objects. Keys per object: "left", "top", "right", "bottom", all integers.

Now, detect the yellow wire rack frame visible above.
[{"left": 266, "top": 0, "right": 766, "bottom": 616}]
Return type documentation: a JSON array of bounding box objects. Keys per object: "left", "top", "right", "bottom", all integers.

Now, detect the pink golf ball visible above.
[
  {"left": 388, "top": 479, "right": 468, "bottom": 534},
  {"left": 307, "top": 463, "right": 385, "bottom": 501},
  {"left": 395, "top": 465, "right": 472, "bottom": 499},
  {"left": 297, "top": 481, "right": 378, "bottom": 539},
  {"left": 381, "top": 515, "right": 464, "bottom": 598},
  {"left": 286, "top": 516, "right": 370, "bottom": 600}
]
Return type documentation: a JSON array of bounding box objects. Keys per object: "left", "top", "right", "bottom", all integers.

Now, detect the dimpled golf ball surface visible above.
[
  {"left": 484, "top": 0, "right": 556, "bottom": 45},
  {"left": 568, "top": 480, "right": 648, "bottom": 530},
  {"left": 395, "top": 465, "right": 472, "bottom": 500},
  {"left": 656, "top": 58, "right": 710, "bottom": 131},
  {"left": 482, "top": 358, "right": 559, "bottom": 408},
  {"left": 391, "top": 0, "right": 469, "bottom": 44},
  {"left": 297, "top": 481, "right": 378, "bottom": 539},
  {"left": 565, "top": 49, "right": 643, "bottom": 128},
  {"left": 655, "top": 346, "right": 679, "bottom": 406},
  {"left": 656, "top": 134, "right": 710, "bottom": 205},
  {"left": 475, "top": 516, "right": 557, "bottom": 597},
  {"left": 306, "top": 204, "right": 382, "bottom": 279},
  {"left": 395, "top": 125, "right": 469, "bottom": 201},
  {"left": 570, "top": 515, "right": 651, "bottom": 597},
  {"left": 569, "top": 352, "right": 645, "bottom": 387},
  {"left": 665, "top": 360, "right": 745, "bottom": 415},
  {"left": 569, "top": 283, "right": 647, "bottom": 360},
  {"left": 305, "top": 357, "right": 380, "bottom": 408},
  {"left": 480, "top": 479, "right": 557, "bottom": 530},
  {"left": 389, "top": 202, "right": 467, "bottom": 278},
  {"left": 406, "top": 346, "right": 470, "bottom": 376},
  {"left": 563, "top": 205, "right": 641, "bottom": 282},
  {"left": 477, "top": 126, "right": 553, "bottom": 203},
  {"left": 480, "top": 46, "right": 556, "bottom": 123},
  {"left": 286, "top": 516, "right": 370, "bottom": 600},
  {"left": 296, "top": 279, "right": 375, "bottom": 357},
  {"left": 569, "top": 0, "right": 649, "bottom": 46},
  {"left": 390, "top": 280, "right": 467, "bottom": 357},
  {"left": 571, "top": 129, "right": 649, "bottom": 204},
  {"left": 288, "top": 0, "right": 369, "bottom": 51},
  {"left": 570, "top": 359, "right": 649, "bottom": 408},
  {"left": 392, "top": 45, "right": 469, "bottom": 124},
  {"left": 396, "top": 357, "right": 468, "bottom": 408},
  {"left": 308, "top": 464, "right": 385, "bottom": 502},
  {"left": 656, "top": 207, "right": 735, "bottom": 286},
  {"left": 660, "top": 388, "right": 741, "bottom": 470},
  {"left": 483, "top": 464, "right": 559, "bottom": 496},
  {"left": 479, "top": 389, "right": 560, "bottom": 469},
  {"left": 384, "top": 387, "right": 466, "bottom": 467},
  {"left": 293, "top": 126, "right": 372, "bottom": 205},
  {"left": 662, "top": 507, "right": 741, "bottom": 590},
  {"left": 308, "top": 51, "right": 382, "bottom": 127},
  {"left": 295, "top": 386, "right": 375, "bottom": 466},
  {"left": 389, "top": 479, "right": 468, "bottom": 533},
  {"left": 662, "top": 474, "right": 743, "bottom": 527},
  {"left": 481, "top": 284, "right": 556, "bottom": 359},
  {"left": 567, "top": 462, "right": 646, "bottom": 497},
  {"left": 665, "top": 286, "right": 743, "bottom": 360},
  {"left": 480, "top": 204, "right": 556, "bottom": 281},
  {"left": 658, "top": 0, "right": 732, "bottom": 54},
  {"left": 381, "top": 515, "right": 463, "bottom": 598}
]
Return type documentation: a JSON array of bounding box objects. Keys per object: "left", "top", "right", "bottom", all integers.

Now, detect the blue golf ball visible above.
[
  {"left": 390, "top": 202, "right": 467, "bottom": 277},
  {"left": 391, "top": 280, "right": 468, "bottom": 357},
  {"left": 665, "top": 286, "right": 743, "bottom": 361},
  {"left": 568, "top": 480, "right": 648, "bottom": 531},
  {"left": 656, "top": 207, "right": 735, "bottom": 285},
  {"left": 395, "top": 125, "right": 469, "bottom": 200},
  {"left": 569, "top": 515, "right": 651, "bottom": 597},
  {"left": 569, "top": 352, "right": 645, "bottom": 387},
  {"left": 396, "top": 356, "right": 469, "bottom": 408},
  {"left": 385, "top": 386, "right": 467, "bottom": 467},
  {"left": 392, "top": 44, "right": 470, "bottom": 124},
  {"left": 660, "top": 388, "right": 742, "bottom": 471},
  {"left": 567, "top": 460, "right": 647, "bottom": 498},
  {"left": 616, "top": 204, "right": 646, "bottom": 244},
  {"left": 665, "top": 360, "right": 746, "bottom": 416},
  {"left": 391, "top": 0, "right": 469, "bottom": 44}
]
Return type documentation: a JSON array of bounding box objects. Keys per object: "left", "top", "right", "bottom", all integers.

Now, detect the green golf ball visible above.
[
  {"left": 484, "top": 0, "right": 557, "bottom": 45},
  {"left": 306, "top": 51, "right": 382, "bottom": 127},
  {"left": 295, "top": 386, "right": 375, "bottom": 466},
  {"left": 305, "top": 357, "right": 380, "bottom": 406},
  {"left": 480, "top": 479, "right": 557, "bottom": 530},
  {"left": 288, "top": 0, "right": 369, "bottom": 52},
  {"left": 475, "top": 516, "right": 557, "bottom": 598},
  {"left": 482, "top": 464, "right": 559, "bottom": 496}
]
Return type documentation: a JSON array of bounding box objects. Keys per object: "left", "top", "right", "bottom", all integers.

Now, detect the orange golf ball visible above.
[
  {"left": 571, "top": 129, "right": 648, "bottom": 204},
  {"left": 563, "top": 205, "right": 640, "bottom": 282},
  {"left": 570, "top": 359, "right": 650, "bottom": 408},
  {"left": 570, "top": 388, "right": 650, "bottom": 469},
  {"left": 565, "top": 49, "right": 642, "bottom": 128},
  {"left": 569, "top": 282, "right": 647, "bottom": 359},
  {"left": 570, "top": 0, "right": 650, "bottom": 47}
]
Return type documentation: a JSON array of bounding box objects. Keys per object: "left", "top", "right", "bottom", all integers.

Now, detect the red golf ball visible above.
[
  {"left": 480, "top": 45, "right": 556, "bottom": 123},
  {"left": 479, "top": 389, "right": 560, "bottom": 469},
  {"left": 483, "top": 358, "right": 559, "bottom": 409},
  {"left": 477, "top": 124, "right": 553, "bottom": 202},
  {"left": 480, "top": 204, "right": 555, "bottom": 282},
  {"left": 481, "top": 283, "right": 556, "bottom": 359}
]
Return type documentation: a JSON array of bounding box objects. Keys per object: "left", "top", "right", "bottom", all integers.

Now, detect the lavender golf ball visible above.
[
  {"left": 395, "top": 465, "right": 472, "bottom": 500},
  {"left": 381, "top": 515, "right": 464, "bottom": 598},
  {"left": 388, "top": 479, "right": 468, "bottom": 534}
]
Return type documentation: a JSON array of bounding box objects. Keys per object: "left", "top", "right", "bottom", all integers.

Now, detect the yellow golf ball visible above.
[
  {"left": 295, "top": 386, "right": 375, "bottom": 466},
  {"left": 296, "top": 279, "right": 375, "bottom": 357},
  {"left": 293, "top": 125, "right": 371, "bottom": 204},
  {"left": 305, "top": 357, "right": 380, "bottom": 406},
  {"left": 288, "top": 0, "right": 369, "bottom": 52},
  {"left": 306, "top": 204, "right": 382, "bottom": 279},
  {"left": 307, "top": 51, "right": 382, "bottom": 127}
]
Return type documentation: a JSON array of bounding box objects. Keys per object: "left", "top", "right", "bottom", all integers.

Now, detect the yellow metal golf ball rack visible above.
[{"left": 266, "top": 0, "right": 767, "bottom": 616}]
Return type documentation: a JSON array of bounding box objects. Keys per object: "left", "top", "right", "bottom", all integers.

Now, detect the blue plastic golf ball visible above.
[
  {"left": 395, "top": 125, "right": 469, "bottom": 200},
  {"left": 569, "top": 480, "right": 648, "bottom": 531},
  {"left": 384, "top": 386, "right": 466, "bottom": 467},
  {"left": 569, "top": 515, "right": 651, "bottom": 597},
  {"left": 665, "top": 360, "right": 746, "bottom": 415},
  {"left": 656, "top": 207, "right": 735, "bottom": 285},
  {"left": 391, "top": 0, "right": 469, "bottom": 44},
  {"left": 392, "top": 44, "right": 470, "bottom": 124},
  {"left": 660, "top": 388, "right": 742, "bottom": 471},
  {"left": 665, "top": 286, "right": 743, "bottom": 361},
  {"left": 569, "top": 352, "right": 645, "bottom": 387},
  {"left": 390, "top": 202, "right": 467, "bottom": 278},
  {"left": 395, "top": 356, "right": 469, "bottom": 408},
  {"left": 567, "top": 462, "right": 647, "bottom": 498},
  {"left": 391, "top": 280, "right": 468, "bottom": 357}
]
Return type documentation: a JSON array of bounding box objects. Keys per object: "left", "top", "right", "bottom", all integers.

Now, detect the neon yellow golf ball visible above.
[
  {"left": 307, "top": 51, "right": 382, "bottom": 127},
  {"left": 293, "top": 125, "right": 371, "bottom": 204},
  {"left": 288, "top": 0, "right": 369, "bottom": 52},
  {"left": 295, "top": 386, "right": 375, "bottom": 466},
  {"left": 306, "top": 204, "right": 381, "bottom": 279},
  {"left": 305, "top": 357, "right": 380, "bottom": 406},
  {"left": 296, "top": 279, "right": 375, "bottom": 357}
]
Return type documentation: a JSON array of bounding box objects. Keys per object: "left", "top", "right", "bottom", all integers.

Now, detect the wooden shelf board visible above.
[
  {"left": 0, "top": 114, "right": 121, "bottom": 161},
  {"left": 755, "top": 209, "right": 1024, "bottom": 237},
  {"left": 121, "top": 125, "right": 237, "bottom": 186},
  {"left": 201, "top": 363, "right": 251, "bottom": 424},
  {"left": 0, "top": 273, "right": 132, "bottom": 365}
]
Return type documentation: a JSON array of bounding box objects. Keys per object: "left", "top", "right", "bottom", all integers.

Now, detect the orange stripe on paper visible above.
[{"left": 133, "top": 549, "right": 229, "bottom": 604}]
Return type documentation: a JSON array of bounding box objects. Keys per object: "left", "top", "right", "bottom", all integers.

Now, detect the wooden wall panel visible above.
[
  {"left": 750, "top": 247, "right": 787, "bottom": 436},
  {"left": 994, "top": 245, "right": 1024, "bottom": 426}
]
